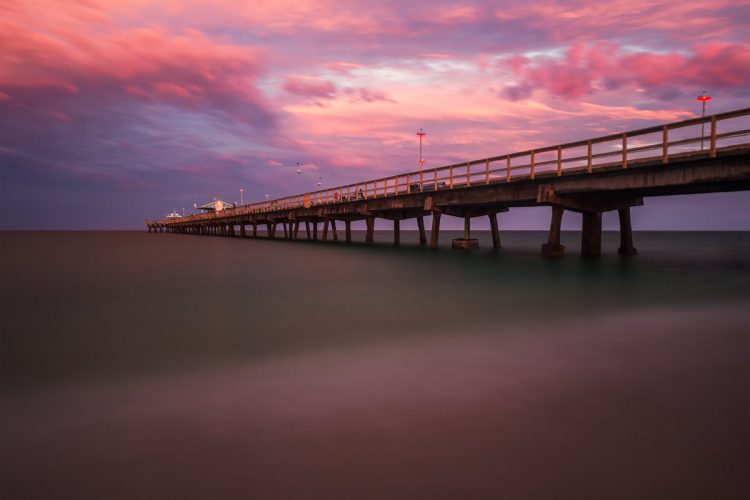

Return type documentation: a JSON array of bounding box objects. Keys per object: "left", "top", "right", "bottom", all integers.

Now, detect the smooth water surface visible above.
[{"left": 2, "top": 230, "right": 749, "bottom": 499}]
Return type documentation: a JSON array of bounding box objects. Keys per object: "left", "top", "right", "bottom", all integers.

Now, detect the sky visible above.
[{"left": 1, "top": 0, "right": 749, "bottom": 230}]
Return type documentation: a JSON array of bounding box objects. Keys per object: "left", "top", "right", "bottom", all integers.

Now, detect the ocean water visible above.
[{"left": 1, "top": 230, "right": 749, "bottom": 499}]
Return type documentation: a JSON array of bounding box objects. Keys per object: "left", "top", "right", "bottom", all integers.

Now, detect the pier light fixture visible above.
[
  {"left": 296, "top": 162, "right": 302, "bottom": 199},
  {"left": 697, "top": 91, "right": 712, "bottom": 150},
  {"left": 240, "top": 188, "right": 244, "bottom": 206},
  {"left": 417, "top": 128, "right": 426, "bottom": 172}
]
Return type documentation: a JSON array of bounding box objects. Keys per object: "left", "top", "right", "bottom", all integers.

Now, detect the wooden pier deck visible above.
[{"left": 147, "top": 108, "right": 750, "bottom": 256}]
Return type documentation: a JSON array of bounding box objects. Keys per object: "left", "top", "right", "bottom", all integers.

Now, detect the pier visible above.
[{"left": 147, "top": 108, "right": 750, "bottom": 256}]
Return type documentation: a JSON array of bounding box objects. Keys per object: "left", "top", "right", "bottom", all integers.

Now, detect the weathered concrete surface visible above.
[{"left": 452, "top": 239, "right": 479, "bottom": 250}]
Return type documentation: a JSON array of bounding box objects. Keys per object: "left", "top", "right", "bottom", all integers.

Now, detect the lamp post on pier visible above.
[
  {"left": 417, "top": 128, "right": 426, "bottom": 189},
  {"left": 296, "top": 162, "right": 302, "bottom": 205},
  {"left": 240, "top": 188, "right": 244, "bottom": 206},
  {"left": 697, "top": 91, "right": 712, "bottom": 151}
]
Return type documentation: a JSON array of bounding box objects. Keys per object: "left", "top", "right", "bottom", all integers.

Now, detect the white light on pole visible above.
[{"left": 240, "top": 188, "right": 244, "bottom": 206}]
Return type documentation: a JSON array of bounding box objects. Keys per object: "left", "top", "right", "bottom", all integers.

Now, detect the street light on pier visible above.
[
  {"left": 240, "top": 188, "right": 244, "bottom": 206},
  {"left": 296, "top": 162, "right": 302, "bottom": 205},
  {"left": 417, "top": 128, "right": 426, "bottom": 189},
  {"left": 697, "top": 91, "right": 712, "bottom": 151}
]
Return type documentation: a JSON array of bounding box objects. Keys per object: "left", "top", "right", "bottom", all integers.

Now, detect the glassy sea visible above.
[{"left": 1, "top": 230, "right": 749, "bottom": 499}]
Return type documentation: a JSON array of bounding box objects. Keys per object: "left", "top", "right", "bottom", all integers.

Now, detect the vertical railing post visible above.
[
  {"left": 466, "top": 162, "right": 471, "bottom": 187},
  {"left": 485, "top": 159, "right": 490, "bottom": 185},
  {"left": 662, "top": 125, "right": 669, "bottom": 164},
  {"left": 434, "top": 169, "right": 438, "bottom": 190},
  {"left": 395, "top": 175, "right": 399, "bottom": 194},
  {"left": 587, "top": 140, "right": 593, "bottom": 173},
  {"left": 420, "top": 169, "right": 423, "bottom": 192},
  {"left": 406, "top": 173, "right": 411, "bottom": 193},
  {"left": 710, "top": 116, "right": 717, "bottom": 158},
  {"left": 365, "top": 182, "right": 368, "bottom": 199},
  {"left": 622, "top": 133, "right": 628, "bottom": 169},
  {"left": 348, "top": 185, "right": 351, "bottom": 201},
  {"left": 557, "top": 145, "right": 562, "bottom": 176},
  {"left": 530, "top": 151, "right": 536, "bottom": 180},
  {"left": 506, "top": 155, "right": 511, "bottom": 182},
  {"left": 449, "top": 165, "right": 454, "bottom": 189}
]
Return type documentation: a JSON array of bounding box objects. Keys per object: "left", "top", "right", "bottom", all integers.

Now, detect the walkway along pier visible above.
[{"left": 147, "top": 108, "right": 750, "bottom": 257}]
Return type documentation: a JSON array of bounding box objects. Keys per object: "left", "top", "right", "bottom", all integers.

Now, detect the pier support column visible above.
[
  {"left": 618, "top": 208, "right": 638, "bottom": 256},
  {"left": 452, "top": 216, "right": 479, "bottom": 250},
  {"left": 541, "top": 205, "right": 566, "bottom": 257},
  {"left": 266, "top": 222, "right": 273, "bottom": 238},
  {"left": 393, "top": 220, "right": 400, "bottom": 246},
  {"left": 305, "top": 221, "right": 311, "bottom": 240},
  {"left": 430, "top": 212, "right": 441, "bottom": 249},
  {"left": 313, "top": 222, "right": 318, "bottom": 241},
  {"left": 365, "top": 216, "right": 375, "bottom": 244},
  {"left": 322, "top": 221, "right": 329, "bottom": 241},
  {"left": 282, "top": 222, "right": 288, "bottom": 239},
  {"left": 332, "top": 220, "right": 339, "bottom": 241},
  {"left": 252, "top": 222, "right": 257, "bottom": 238},
  {"left": 228, "top": 224, "right": 235, "bottom": 237},
  {"left": 293, "top": 222, "right": 300, "bottom": 239},
  {"left": 417, "top": 216, "right": 427, "bottom": 246},
  {"left": 240, "top": 224, "right": 246, "bottom": 237},
  {"left": 489, "top": 213, "right": 501, "bottom": 249},
  {"left": 345, "top": 220, "right": 352, "bottom": 243},
  {"left": 581, "top": 211, "right": 602, "bottom": 257}
]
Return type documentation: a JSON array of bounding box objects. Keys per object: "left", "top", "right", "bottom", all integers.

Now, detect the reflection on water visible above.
[{"left": 1, "top": 231, "right": 749, "bottom": 498}]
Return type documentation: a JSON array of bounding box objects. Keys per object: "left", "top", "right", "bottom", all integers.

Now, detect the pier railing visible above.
[{"left": 166, "top": 107, "right": 750, "bottom": 224}]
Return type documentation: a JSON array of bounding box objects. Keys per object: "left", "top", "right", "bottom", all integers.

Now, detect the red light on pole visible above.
[{"left": 697, "top": 91, "right": 712, "bottom": 150}]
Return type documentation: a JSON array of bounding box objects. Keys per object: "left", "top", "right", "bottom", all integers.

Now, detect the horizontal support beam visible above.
[{"left": 537, "top": 185, "right": 643, "bottom": 213}]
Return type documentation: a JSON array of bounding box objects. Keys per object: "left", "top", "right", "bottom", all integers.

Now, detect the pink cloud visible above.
[
  {"left": 325, "top": 61, "right": 364, "bottom": 74},
  {"left": 0, "top": 8, "right": 273, "bottom": 124},
  {"left": 503, "top": 41, "right": 750, "bottom": 100},
  {"left": 282, "top": 76, "right": 337, "bottom": 99},
  {"left": 342, "top": 88, "right": 396, "bottom": 103}
]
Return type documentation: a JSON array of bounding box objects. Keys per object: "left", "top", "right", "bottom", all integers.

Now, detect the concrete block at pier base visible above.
[
  {"left": 618, "top": 245, "right": 638, "bottom": 256},
  {"left": 452, "top": 238, "right": 479, "bottom": 250},
  {"left": 541, "top": 243, "right": 565, "bottom": 257}
]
